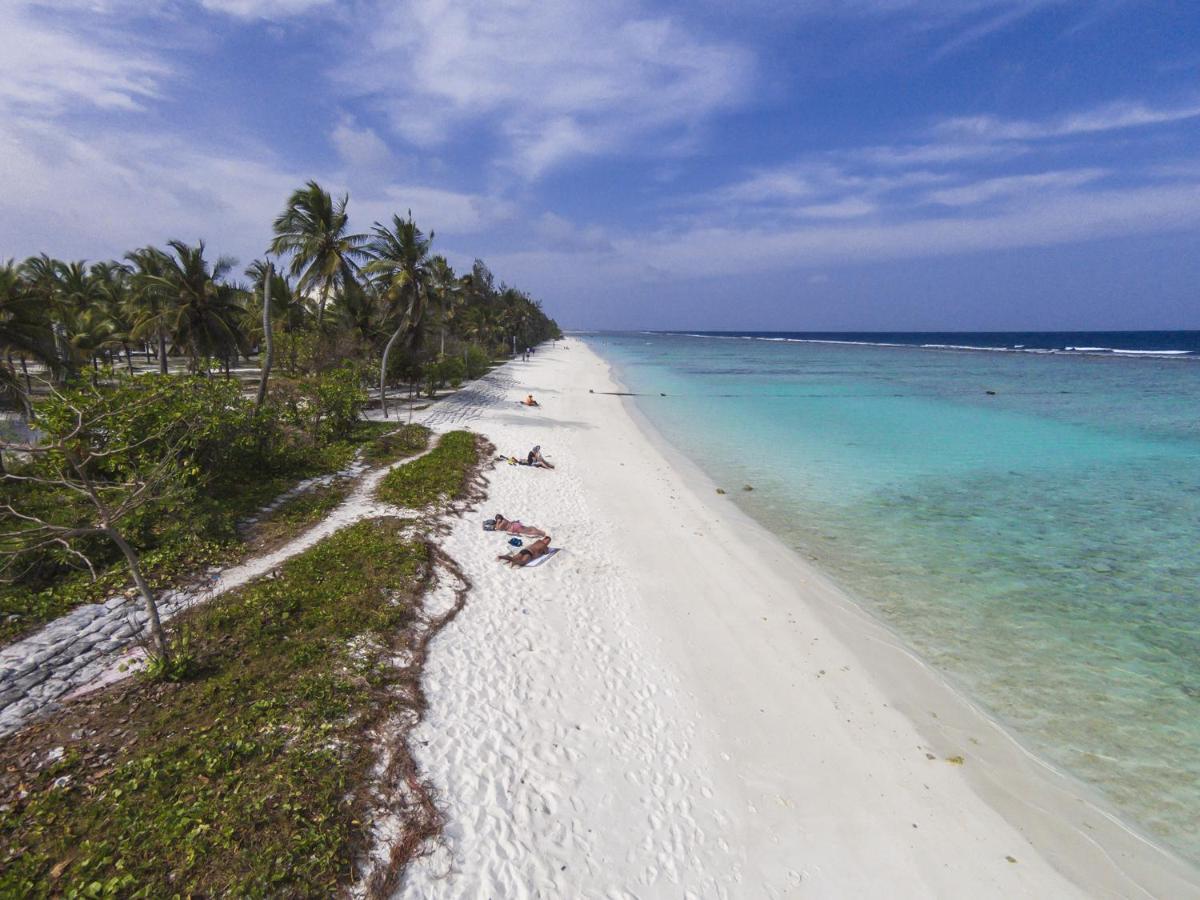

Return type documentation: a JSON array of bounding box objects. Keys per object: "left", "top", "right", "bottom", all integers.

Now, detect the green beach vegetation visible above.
[
  {"left": 0, "top": 181, "right": 557, "bottom": 650},
  {"left": 0, "top": 429, "right": 486, "bottom": 895},
  {"left": 0, "top": 517, "right": 435, "bottom": 896},
  {"left": 376, "top": 430, "right": 486, "bottom": 509},
  {"left": 0, "top": 179, "right": 501, "bottom": 889}
]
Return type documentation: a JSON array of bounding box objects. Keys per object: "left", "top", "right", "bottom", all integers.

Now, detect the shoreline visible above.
[
  {"left": 603, "top": 343, "right": 1200, "bottom": 897},
  {"left": 401, "top": 337, "right": 1200, "bottom": 897}
]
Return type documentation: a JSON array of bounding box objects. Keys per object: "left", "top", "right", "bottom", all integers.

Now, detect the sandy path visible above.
[{"left": 399, "top": 340, "right": 1200, "bottom": 899}]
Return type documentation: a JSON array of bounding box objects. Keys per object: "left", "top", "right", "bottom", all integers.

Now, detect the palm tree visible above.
[
  {"left": 19, "top": 255, "right": 76, "bottom": 380},
  {"left": 363, "top": 212, "right": 433, "bottom": 418},
  {"left": 246, "top": 259, "right": 312, "bottom": 374},
  {"left": 499, "top": 288, "right": 537, "bottom": 356},
  {"left": 427, "top": 255, "right": 466, "bottom": 358},
  {"left": 90, "top": 261, "right": 136, "bottom": 373},
  {"left": 269, "top": 181, "right": 366, "bottom": 328},
  {"left": 126, "top": 246, "right": 176, "bottom": 374},
  {"left": 0, "top": 261, "right": 55, "bottom": 409},
  {"left": 139, "top": 241, "right": 247, "bottom": 373}
]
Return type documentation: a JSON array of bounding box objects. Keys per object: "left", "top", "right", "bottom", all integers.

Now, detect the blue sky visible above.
[{"left": 2, "top": 0, "right": 1198, "bottom": 330}]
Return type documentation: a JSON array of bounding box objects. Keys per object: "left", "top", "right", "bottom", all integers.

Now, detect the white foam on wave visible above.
[
  {"left": 669, "top": 333, "right": 1195, "bottom": 358},
  {"left": 921, "top": 343, "right": 1004, "bottom": 352},
  {"left": 1111, "top": 349, "right": 1192, "bottom": 356}
]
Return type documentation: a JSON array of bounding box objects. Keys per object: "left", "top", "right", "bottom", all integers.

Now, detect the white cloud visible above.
[
  {"left": 938, "top": 100, "right": 1200, "bottom": 141},
  {"left": 198, "top": 0, "right": 330, "bottom": 17},
  {"left": 331, "top": 116, "right": 393, "bottom": 170},
  {"left": 533, "top": 212, "right": 614, "bottom": 253},
  {"left": 354, "top": 185, "right": 516, "bottom": 237},
  {"left": 629, "top": 180, "right": 1200, "bottom": 276},
  {"left": 486, "top": 175, "right": 1200, "bottom": 298},
  {"left": 925, "top": 168, "right": 1108, "bottom": 207},
  {"left": 0, "top": 2, "right": 169, "bottom": 115},
  {"left": 335, "top": 0, "right": 753, "bottom": 179},
  {"left": 0, "top": 111, "right": 513, "bottom": 269},
  {"left": 795, "top": 198, "right": 877, "bottom": 218},
  {"left": 851, "top": 141, "right": 1020, "bottom": 167},
  {"left": 0, "top": 115, "right": 300, "bottom": 264}
]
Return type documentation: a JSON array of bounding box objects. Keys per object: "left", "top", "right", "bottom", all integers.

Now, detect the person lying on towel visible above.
[
  {"left": 498, "top": 535, "right": 554, "bottom": 567},
  {"left": 484, "top": 514, "right": 547, "bottom": 537}
]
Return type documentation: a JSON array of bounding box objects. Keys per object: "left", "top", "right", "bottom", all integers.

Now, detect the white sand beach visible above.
[{"left": 401, "top": 338, "right": 1200, "bottom": 899}]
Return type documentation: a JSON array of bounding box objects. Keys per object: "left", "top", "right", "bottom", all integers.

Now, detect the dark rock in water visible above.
[
  {"left": 716, "top": 488, "right": 726, "bottom": 495},
  {"left": 589, "top": 389, "right": 594, "bottom": 393},
  {"left": 660, "top": 392, "right": 666, "bottom": 396},
  {"left": 743, "top": 485, "right": 754, "bottom": 491},
  {"left": 986, "top": 390, "right": 997, "bottom": 395}
]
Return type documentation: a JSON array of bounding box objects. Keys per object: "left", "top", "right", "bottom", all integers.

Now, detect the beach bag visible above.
[
  {"left": 483, "top": 520, "right": 496, "bottom": 531},
  {"left": 508, "top": 537, "right": 524, "bottom": 547}
]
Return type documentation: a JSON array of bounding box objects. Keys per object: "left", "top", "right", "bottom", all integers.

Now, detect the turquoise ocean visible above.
[{"left": 584, "top": 331, "right": 1200, "bottom": 864}]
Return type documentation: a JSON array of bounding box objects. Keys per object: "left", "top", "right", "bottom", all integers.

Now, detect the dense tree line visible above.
[{"left": 0, "top": 180, "right": 562, "bottom": 409}]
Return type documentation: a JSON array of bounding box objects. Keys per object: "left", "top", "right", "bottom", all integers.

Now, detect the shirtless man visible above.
[{"left": 498, "top": 535, "right": 553, "bottom": 567}]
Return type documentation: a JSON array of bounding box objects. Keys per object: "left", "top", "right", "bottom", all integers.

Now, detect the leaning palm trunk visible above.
[
  {"left": 256, "top": 265, "right": 273, "bottom": 410},
  {"left": 379, "top": 320, "right": 406, "bottom": 420},
  {"left": 316, "top": 281, "right": 330, "bottom": 329},
  {"left": 157, "top": 330, "right": 168, "bottom": 375}
]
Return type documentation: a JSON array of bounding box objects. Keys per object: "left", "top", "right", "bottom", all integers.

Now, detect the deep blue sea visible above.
[{"left": 585, "top": 331, "right": 1200, "bottom": 862}]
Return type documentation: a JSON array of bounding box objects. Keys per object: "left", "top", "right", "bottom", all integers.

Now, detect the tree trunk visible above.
[
  {"left": 316, "top": 281, "right": 330, "bottom": 329},
  {"left": 19, "top": 355, "right": 31, "bottom": 393},
  {"left": 379, "top": 322, "right": 405, "bottom": 419},
  {"left": 123, "top": 343, "right": 134, "bottom": 375},
  {"left": 158, "top": 330, "right": 168, "bottom": 375},
  {"left": 108, "top": 528, "right": 170, "bottom": 662},
  {"left": 256, "top": 264, "right": 274, "bottom": 410}
]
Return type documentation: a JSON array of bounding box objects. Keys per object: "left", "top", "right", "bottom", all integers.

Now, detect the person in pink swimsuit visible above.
[{"left": 493, "top": 514, "right": 547, "bottom": 537}]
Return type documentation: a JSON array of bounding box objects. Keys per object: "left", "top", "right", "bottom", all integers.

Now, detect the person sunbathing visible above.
[
  {"left": 498, "top": 535, "right": 553, "bottom": 567},
  {"left": 522, "top": 394, "right": 540, "bottom": 407},
  {"left": 526, "top": 445, "right": 554, "bottom": 469},
  {"left": 491, "top": 514, "right": 546, "bottom": 537}
]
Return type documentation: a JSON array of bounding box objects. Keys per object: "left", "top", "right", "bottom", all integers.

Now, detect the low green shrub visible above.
[
  {"left": 0, "top": 518, "right": 427, "bottom": 897},
  {"left": 268, "top": 363, "right": 369, "bottom": 443},
  {"left": 361, "top": 424, "right": 430, "bottom": 466},
  {"left": 463, "top": 345, "right": 490, "bottom": 379},
  {"left": 438, "top": 356, "right": 466, "bottom": 389},
  {"left": 375, "top": 431, "right": 479, "bottom": 508}
]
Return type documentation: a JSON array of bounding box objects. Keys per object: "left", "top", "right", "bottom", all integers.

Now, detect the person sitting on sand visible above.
[
  {"left": 491, "top": 514, "right": 547, "bottom": 537},
  {"left": 526, "top": 445, "right": 554, "bottom": 469},
  {"left": 522, "top": 394, "right": 539, "bottom": 407},
  {"left": 498, "top": 535, "right": 553, "bottom": 567}
]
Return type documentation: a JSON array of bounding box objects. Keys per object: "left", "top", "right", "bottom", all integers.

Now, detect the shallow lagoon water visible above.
[{"left": 587, "top": 332, "right": 1200, "bottom": 862}]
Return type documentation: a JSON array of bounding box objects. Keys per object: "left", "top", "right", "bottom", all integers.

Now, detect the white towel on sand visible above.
[{"left": 522, "top": 548, "right": 561, "bottom": 568}]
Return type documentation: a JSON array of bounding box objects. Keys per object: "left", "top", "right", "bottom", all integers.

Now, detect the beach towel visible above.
[{"left": 522, "top": 548, "right": 561, "bottom": 568}]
